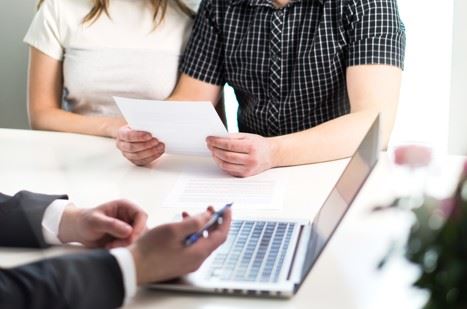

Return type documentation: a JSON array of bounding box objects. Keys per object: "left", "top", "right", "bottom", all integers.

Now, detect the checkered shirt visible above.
[{"left": 180, "top": 0, "right": 406, "bottom": 136}]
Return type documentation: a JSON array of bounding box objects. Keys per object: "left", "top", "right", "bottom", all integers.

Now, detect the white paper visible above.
[
  {"left": 163, "top": 166, "right": 288, "bottom": 211},
  {"left": 114, "top": 96, "right": 228, "bottom": 156}
]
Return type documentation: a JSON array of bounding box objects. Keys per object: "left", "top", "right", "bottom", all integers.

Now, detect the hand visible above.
[
  {"left": 116, "top": 126, "right": 165, "bottom": 166},
  {"left": 58, "top": 200, "right": 148, "bottom": 249},
  {"left": 206, "top": 133, "right": 276, "bottom": 177},
  {"left": 130, "top": 207, "right": 232, "bottom": 285}
]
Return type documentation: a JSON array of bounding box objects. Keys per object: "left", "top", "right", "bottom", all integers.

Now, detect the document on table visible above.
[
  {"left": 163, "top": 166, "right": 288, "bottom": 211},
  {"left": 114, "top": 96, "right": 228, "bottom": 156}
]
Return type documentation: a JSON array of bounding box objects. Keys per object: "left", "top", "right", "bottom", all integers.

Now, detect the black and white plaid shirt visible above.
[{"left": 180, "top": 0, "right": 406, "bottom": 137}]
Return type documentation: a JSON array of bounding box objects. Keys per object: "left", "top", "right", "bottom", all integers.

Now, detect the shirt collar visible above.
[{"left": 231, "top": 0, "right": 323, "bottom": 7}]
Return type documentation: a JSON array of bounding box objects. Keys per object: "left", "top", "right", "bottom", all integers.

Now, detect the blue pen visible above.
[{"left": 184, "top": 203, "right": 233, "bottom": 246}]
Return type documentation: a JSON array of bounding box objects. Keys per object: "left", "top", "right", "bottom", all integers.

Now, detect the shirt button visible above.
[{"left": 276, "top": 10, "right": 284, "bottom": 17}]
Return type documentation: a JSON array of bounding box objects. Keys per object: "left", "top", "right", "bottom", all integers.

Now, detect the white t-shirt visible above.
[{"left": 24, "top": 0, "right": 196, "bottom": 116}]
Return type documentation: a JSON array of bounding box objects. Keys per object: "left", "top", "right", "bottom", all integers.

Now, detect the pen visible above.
[{"left": 184, "top": 202, "right": 233, "bottom": 246}]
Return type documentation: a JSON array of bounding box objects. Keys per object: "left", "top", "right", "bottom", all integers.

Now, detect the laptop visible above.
[{"left": 150, "top": 115, "right": 380, "bottom": 298}]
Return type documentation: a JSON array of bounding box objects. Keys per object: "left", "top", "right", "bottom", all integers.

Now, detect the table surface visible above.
[{"left": 0, "top": 128, "right": 464, "bottom": 309}]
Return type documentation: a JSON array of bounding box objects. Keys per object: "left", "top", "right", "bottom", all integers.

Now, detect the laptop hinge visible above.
[{"left": 287, "top": 224, "right": 311, "bottom": 283}]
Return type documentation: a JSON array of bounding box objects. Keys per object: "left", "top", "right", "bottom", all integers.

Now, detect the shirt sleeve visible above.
[
  {"left": 110, "top": 248, "right": 138, "bottom": 305},
  {"left": 179, "top": 0, "right": 225, "bottom": 86},
  {"left": 23, "top": 0, "right": 64, "bottom": 61},
  {"left": 344, "top": 0, "right": 406, "bottom": 69},
  {"left": 41, "top": 199, "right": 72, "bottom": 245}
]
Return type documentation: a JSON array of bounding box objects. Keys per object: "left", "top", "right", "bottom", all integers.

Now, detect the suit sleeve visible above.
[
  {"left": 0, "top": 191, "right": 68, "bottom": 248},
  {"left": 0, "top": 250, "right": 125, "bottom": 309}
]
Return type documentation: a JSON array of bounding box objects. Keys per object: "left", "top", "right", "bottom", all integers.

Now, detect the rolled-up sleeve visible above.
[
  {"left": 179, "top": 0, "right": 225, "bottom": 86},
  {"left": 344, "top": 0, "right": 406, "bottom": 69}
]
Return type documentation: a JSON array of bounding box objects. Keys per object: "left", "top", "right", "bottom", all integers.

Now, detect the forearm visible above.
[
  {"left": 0, "top": 250, "right": 124, "bottom": 309},
  {"left": 270, "top": 108, "right": 392, "bottom": 167},
  {"left": 269, "top": 64, "right": 401, "bottom": 168},
  {"left": 167, "top": 73, "right": 222, "bottom": 103},
  {"left": 29, "top": 108, "right": 126, "bottom": 138}
]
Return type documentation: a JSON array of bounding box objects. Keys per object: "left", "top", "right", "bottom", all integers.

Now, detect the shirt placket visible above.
[{"left": 268, "top": 8, "right": 285, "bottom": 136}]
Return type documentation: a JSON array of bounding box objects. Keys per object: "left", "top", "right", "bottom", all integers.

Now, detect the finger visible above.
[
  {"left": 195, "top": 208, "right": 232, "bottom": 252},
  {"left": 130, "top": 211, "right": 148, "bottom": 241},
  {"left": 208, "top": 208, "right": 232, "bottom": 244},
  {"left": 206, "top": 137, "right": 251, "bottom": 154},
  {"left": 132, "top": 154, "right": 163, "bottom": 167},
  {"left": 207, "top": 133, "right": 248, "bottom": 140},
  {"left": 106, "top": 238, "right": 132, "bottom": 249},
  {"left": 175, "top": 211, "right": 212, "bottom": 236},
  {"left": 211, "top": 147, "right": 250, "bottom": 165},
  {"left": 123, "top": 145, "right": 164, "bottom": 163},
  {"left": 117, "top": 138, "right": 161, "bottom": 153},
  {"left": 117, "top": 126, "right": 154, "bottom": 142},
  {"left": 209, "top": 208, "right": 232, "bottom": 237},
  {"left": 212, "top": 156, "right": 248, "bottom": 177},
  {"left": 107, "top": 200, "right": 148, "bottom": 241},
  {"left": 95, "top": 214, "right": 133, "bottom": 239}
]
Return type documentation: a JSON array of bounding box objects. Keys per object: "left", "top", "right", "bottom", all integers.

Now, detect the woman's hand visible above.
[{"left": 116, "top": 126, "right": 165, "bottom": 166}]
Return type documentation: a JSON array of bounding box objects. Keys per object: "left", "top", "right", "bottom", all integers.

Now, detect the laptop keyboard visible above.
[{"left": 206, "top": 220, "right": 295, "bottom": 283}]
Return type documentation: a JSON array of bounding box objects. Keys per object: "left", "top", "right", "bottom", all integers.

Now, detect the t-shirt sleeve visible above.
[
  {"left": 344, "top": 0, "right": 406, "bottom": 69},
  {"left": 179, "top": 0, "right": 225, "bottom": 86},
  {"left": 23, "top": 0, "right": 64, "bottom": 61}
]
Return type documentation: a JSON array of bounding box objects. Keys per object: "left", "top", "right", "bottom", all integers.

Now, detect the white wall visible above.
[
  {"left": 448, "top": 0, "right": 467, "bottom": 155},
  {"left": 0, "top": 0, "right": 36, "bottom": 129},
  {"left": 391, "top": 0, "right": 454, "bottom": 153}
]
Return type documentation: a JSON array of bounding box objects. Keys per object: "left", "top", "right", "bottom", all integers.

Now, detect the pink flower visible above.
[
  {"left": 440, "top": 197, "right": 456, "bottom": 219},
  {"left": 394, "top": 145, "right": 432, "bottom": 168}
]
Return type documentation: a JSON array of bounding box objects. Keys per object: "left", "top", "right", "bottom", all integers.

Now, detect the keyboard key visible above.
[{"left": 206, "top": 220, "right": 296, "bottom": 283}]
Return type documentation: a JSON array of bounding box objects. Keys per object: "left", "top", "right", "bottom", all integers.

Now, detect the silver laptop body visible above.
[{"left": 150, "top": 115, "right": 380, "bottom": 298}]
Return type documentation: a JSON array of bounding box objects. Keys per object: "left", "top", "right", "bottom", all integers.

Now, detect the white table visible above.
[{"left": 0, "top": 128, "right": 464, "bottom": 309}]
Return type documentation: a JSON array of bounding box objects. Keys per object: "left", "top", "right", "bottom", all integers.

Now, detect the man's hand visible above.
[
  {"left": 130, "top": 207, "right": 232, "bottom": 285},
  {"left": 58, "top": 200, "right": 148, "bottom": 249},
  {"left": 116, "top": 126, "right": 165, "bottom": 166},
  {"left": 206, "top": 133, "right": 277, "bottom": 177}
]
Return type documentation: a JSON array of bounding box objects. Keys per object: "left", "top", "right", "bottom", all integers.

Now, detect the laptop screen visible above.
[{"left": 298, "top": 115, "right": 380, "bottom": 286}]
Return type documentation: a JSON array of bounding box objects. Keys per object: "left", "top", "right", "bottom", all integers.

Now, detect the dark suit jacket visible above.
[{"left": 0, "top": 191, "right": 125, "bottom": 309}]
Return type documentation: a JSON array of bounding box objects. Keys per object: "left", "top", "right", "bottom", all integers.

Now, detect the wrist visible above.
[
  {"left": 58, "top": 205, "right": 82, "bottom": 243},
  {"left": 268, "top": 136, "right": 282, "bottom": 168},
  {"left": 101, "top": 117, "right": 126, "bottom": 138},
  {"left": 129, "top": 245, "right": 146, "bottom": 286}
]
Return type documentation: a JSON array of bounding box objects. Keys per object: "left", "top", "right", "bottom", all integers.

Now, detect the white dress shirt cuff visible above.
[
  {"left": 41, "top": 199, "right": 72, "bottom": 245},
  {"left": 110, "top": 247, "right": 138, "bottom": 305}
]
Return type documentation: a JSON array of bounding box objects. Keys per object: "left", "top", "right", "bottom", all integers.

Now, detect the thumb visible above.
[
  {"left": 95, "top": 214, "right": 133, "bottom": 239},
  {"left": 176, "top": 211, "right": 212, "bottom": 236}
]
